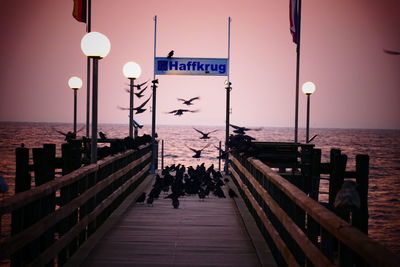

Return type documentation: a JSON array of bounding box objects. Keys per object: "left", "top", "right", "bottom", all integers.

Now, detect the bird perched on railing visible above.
[
  {"left": 193, "top": 128, "right": 218, "bottom": 139},
  {"left": 186, "top": 144, "right": 210, "bottom": 158},
  {"left": 166, "top": 109, "right": 199, "bottom": 116},
  {"left": 334, "top": 181, "right": 361, "bottom": 211},
  {"left": 178, "top": 96, "right": 200, "bottom": 106}
]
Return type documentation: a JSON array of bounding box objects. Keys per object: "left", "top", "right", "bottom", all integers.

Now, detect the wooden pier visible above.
[{"left": 1, "top": 140, "right": 400, "bottom": 266}]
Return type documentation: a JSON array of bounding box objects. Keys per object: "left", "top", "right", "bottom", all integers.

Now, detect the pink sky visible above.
[{"left": 0, "top": 0, "right": 399, "bottom": 129}]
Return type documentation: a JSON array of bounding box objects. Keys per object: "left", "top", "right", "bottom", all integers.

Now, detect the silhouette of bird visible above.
[
  {"left": 177, "top": 97, "right": 200, "bottom": 106},
  {"left": 193, "top": 128, "right": 218, "bottom": 139},
  {"left": 383, "top": 49, "right": 400, "bottom": 55},
  {"left": 136, "top": 192, "right": 146, "bottom": 204},
  {"left": 167, "top": 50, "right": 174, "bottom": 58},
  {"left": 134, "top": 95, "right": 152, "bottom": 114},
  {"left": 214, "top": 145, "right": 228, "bottom": 159},
  {"left": 172, "top": 197, "right": 179, "bottom": 209},
  {"left": 167, "top": 109, "right": 199, "bottom": 116},
  {"left": 229, "top": 124, "right": 260, "bottom": 135},
  {"left": 146, "top": 196, "right": 154, "bottom": 206},
  {"left": 99, "top": 131, "right": 107, "bottom": 140},
  {"left": 186, "top": 144, "right": 210, "bottom": 158},
  {"left": 134, "top": 87, "right": 147, "bottom": 98},
  {"left": 228, "top": 188, "right": 238, "bottom": 198},
  {"left": 334, "top": 181, "right": 361, "bottom": 210},
  {"left": 135, "top": 80, "right": 148, "bottom": 89}
]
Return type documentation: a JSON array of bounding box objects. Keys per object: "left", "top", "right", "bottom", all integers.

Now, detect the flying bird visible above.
[
  {"left": 177, "top": 97, "right": 200, "bottom": 106},
  {"left": 167, "top": 50, "right": 174, "bottom": 58},
  {"left": 134, "top": 95, "right": 152, "bottom": 114},
  {"left": 135, "top": 80, "right": 149, "bottom": 89},
  {"left": 230, "top": 124, "right": 260, "bottom": 135},
  {"left": 383, "top": 49, "right": 400, "bottom": 55},
  {"left": 134, "top": 87, "right": 147, "bottom": 98},
  {"left": 186, "top": 143, "right": 210, "bottom": 158},
  {"left": 167, "top": 109, "right": 199, "bottom": 116},
  {"left": 193, "top": 128, "right": 218, "bottom": 139}
]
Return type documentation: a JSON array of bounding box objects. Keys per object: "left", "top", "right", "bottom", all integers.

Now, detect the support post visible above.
[
  {"left": 91, "top": 57, "right": 99, "bottom": 163},
  {"left": 129, "top": 78, "right": 135, "bottom": 138}
]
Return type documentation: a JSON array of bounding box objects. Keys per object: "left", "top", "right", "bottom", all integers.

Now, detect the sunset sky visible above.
[{"left": 0, "top": 0, "right": 399, "bottom": 129}]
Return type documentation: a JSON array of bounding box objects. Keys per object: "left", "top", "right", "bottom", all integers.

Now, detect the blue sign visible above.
[{"left": 155, "top": 57, "right": 229, "bottom": 76}]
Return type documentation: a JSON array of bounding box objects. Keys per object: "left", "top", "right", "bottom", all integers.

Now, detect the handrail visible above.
[
  {"left": 230, "top": 153, "right": 400, "bottom": 267},
  {"left": 0, "top": 143, "right": 152, "bottom": 265}
]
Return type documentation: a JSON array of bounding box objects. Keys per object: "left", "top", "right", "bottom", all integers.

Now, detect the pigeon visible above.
[
  {"left": 136, "top": 192, "right": 146, "bottom": 204},
  {"left": 228, "top": 188, "right": 238, "bottom": 198},
  {"left": 167, "top": 50, "right": 174, "bottom": 58},
  {"left": 186, "top": 144, "right": 210, "bottom": 158},
  {"left": 167, "top": 109, "right": 199, "bottom": 116},
  {"left": 177, "top": 97, "right": 200, "bottom": 106},
  {"left": 193, "top": 128, "right": 218, "bottom": 139}
]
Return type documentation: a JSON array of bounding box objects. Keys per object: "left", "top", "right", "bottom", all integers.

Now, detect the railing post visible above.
[{"left": 353, "top": 154, "right": 369, "bottom": 234}]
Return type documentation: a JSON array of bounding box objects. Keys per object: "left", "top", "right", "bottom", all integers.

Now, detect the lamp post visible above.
[
  {"left": 81, "top": 32, "right": 111, "bottom": 163},
  {"left": 302, "top": 81, "right": 316, "bottom": 143},
  {"left": 224, "top": 80, "right": 232, "bottom": 174},
  {"left": 68, "top": 76, "right": 83, "bottom": 133},
  {"left": 122, "top": 62, "right": 141, "bottom": 138}
]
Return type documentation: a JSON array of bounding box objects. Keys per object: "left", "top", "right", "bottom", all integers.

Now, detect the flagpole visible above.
[
  {"left": 294, "top": 0, "right": 302, "bottom": 144},
  {"left": 150, "top": 15, "right": 158, "bottom": 174},
  {"left": 86, "top": 0, "right": 92, "bottom": 137},
  {"left": 225, "top": 17, "right": 231, "bottom": 174}
]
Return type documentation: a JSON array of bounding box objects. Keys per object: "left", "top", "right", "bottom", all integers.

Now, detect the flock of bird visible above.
[{"left": 135, "top": 163, "right": 238, "bottom": 209}]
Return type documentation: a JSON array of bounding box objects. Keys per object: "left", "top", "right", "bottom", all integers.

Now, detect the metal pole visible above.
[
  {"left": 161, "top": 139, "right": 164, "bottom": 170},
  {"left": 150, "top": 15, "right": 158, "bottom": 174},
  {"left": 129, "top": 78, "right": 135, "bottom": 138},
  {"left": 91, "top": 57, "right": 99, "bottom": 163},
  {"left": 218, "top": 141, "right": 222, "bottom": 171},
  {"left": 85, "top": 0, "right": 91, "bottom": 137},
  {"left": 306, "top": 94, "right": 310, "bottom": 143},
  {"left": 294, "top": 0, "right": 302, "bottom": 144},
  {"left": 73, "top": 89, "right": 77, "bottom": 133},
  {"left": 225, "top": 16, "right": 231, "bottom": 174}
]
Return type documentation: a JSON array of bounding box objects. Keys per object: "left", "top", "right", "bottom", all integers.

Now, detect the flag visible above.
[
  {"left": 73, "top": 0, "right": 86, "bottom": 23},
  {"left": 290, "top": 0, "right": 299, "bottom": 44}
]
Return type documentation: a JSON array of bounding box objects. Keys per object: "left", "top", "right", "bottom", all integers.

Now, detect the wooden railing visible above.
[
  {"left": 229, "top": 152, "right": 400, "bottom": 267},
  {"left": 0, "top": 144, "right": 151, "bottom": 266}
]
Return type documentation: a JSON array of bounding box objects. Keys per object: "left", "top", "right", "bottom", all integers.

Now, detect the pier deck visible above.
[{"left": 77, "top": 176, "right": 275, "bottom": 267}]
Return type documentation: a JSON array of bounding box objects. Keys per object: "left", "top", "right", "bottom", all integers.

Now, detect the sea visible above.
[{"left": 0, "top": 122, "right": 399, "bottom": 255}]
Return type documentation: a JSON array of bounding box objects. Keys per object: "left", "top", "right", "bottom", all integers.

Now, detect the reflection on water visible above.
[{"left": 0, "top": 122, "right": 399, "bottom": 254}]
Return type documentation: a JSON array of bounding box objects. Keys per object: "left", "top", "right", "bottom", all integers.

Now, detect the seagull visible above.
[
  {"left": 214, "top": 145, "right": 228, "bottom": 159},
  {"left": 185, "top": 143, "right": 210, "bottom": 158},
  {"left": 167, "top": 50, "right": 174, "bottom": 58},
  {"left": 167, "top": 109, "right": 199, "bottom": 116},
  {"left": 228, "top": 188, "right": 238, "bottom": 198},
  {"left": 136, "top": 192, "right": 146, "bottom": 204},
  {"left": 193, "top": 128, "right": 218, "bottom": 139},
  {"left": 177, "top": 97, "right": 200, "bottom": 106},
  {"left": 99, "top": 131, "right": 107, "bottom": 140},
  {"left": 135, "top": 80, "right": 149, "bottom": 89}
]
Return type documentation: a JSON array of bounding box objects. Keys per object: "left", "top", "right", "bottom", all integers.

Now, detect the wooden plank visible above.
[
  {"left": 230, "top": 157, "right": 334, "bottom": 267},
  {"left": 81, "top": 176, "right": 266, "bottom": 267},
  {"left": 27, "top": 163, "right": 150, "bottom": 267},
  {"left": 0, "top": 151, "right": 151, "bottom": 258},
  {"left": 244, "top": 156, "right": 400, "bottom": 266}
]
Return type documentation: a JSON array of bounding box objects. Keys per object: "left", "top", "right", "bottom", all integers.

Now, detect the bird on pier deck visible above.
[
  {"left": 135, "top": 192, "right": 146, "bottom": 204},
  {"left": 186, "top": 144, "right": 210, "bottom": 158},
  {"left": 167, "top": 109, "right": 199, "bottom": 116},
  {"left": 228, "top": 188, "right": 238, "bottom": 198},
  {"left": 167, "top": 50, "right": 174, "bottom": 58},
  {"left": 193, "top": 128, "right": 218, "bottom": 139},
  {"left": 178, "top": 97, "right": 200, "bottom": 106}
]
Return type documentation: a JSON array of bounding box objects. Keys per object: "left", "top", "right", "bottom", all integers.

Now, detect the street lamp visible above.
[
  {"left": 302, "top": 81, "right": 316, "bottom": 143},
  {"left": 81, "top": 31, "right": 111, "bottom": 163},
  {"left": 68, "top": 76, "right": 83, "bottom": 133},
  {"left": 224, "top": 80, "right": 232, "bottom": 174},
  {"left": 123, "top": 62, "right": 141, "bottom": 138}
]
